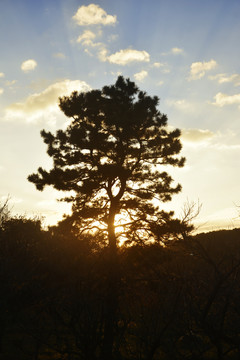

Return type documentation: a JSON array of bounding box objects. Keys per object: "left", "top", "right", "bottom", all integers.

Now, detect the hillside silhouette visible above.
[{"left": 0, "top": 213, "right": 240, "bottom": 359}]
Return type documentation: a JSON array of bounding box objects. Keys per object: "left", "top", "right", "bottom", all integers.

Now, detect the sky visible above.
[{"left": 0, "top": 0, "right": 240, "bottom": 232}]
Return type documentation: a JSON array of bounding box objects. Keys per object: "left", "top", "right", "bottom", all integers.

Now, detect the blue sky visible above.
[{"left": 1, "top": 0, "right": 240, "bottom": 231}]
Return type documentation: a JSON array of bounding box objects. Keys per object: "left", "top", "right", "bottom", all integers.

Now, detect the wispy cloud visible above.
[
  {"left": 211, "top": 143, "right": 240, "bottom": 151},
  {"left": 189, "top": 59, "right": 217, "bottom": 80},
  {"left": 73, "top": 4, "right": 117, "bottom": 26},
  {"left": 209, "top": 73, "right": 240, "bottom": 86},
  {"left": 181, "top": 128, "right": 215, "bottom": 143},
  {"left": 77, "top": 30, "right": 97, "bottom": 45},
  {"left": 212, "top": 92, "right": 240, "bottom": 107},
  {"left": 134, "top": 70, "right": 148, "bottom": 81},
  {"left": 0, "top": 72, "right": 4, "bottom": 78},
  {"left": 107, "top": 34, "right": 118, "bottom": 42},
  {"left": 21, "top": 59, "right": 37, "bottom": 73},
  {"left": 151, "top": 61, "right": 170, "bottom": 73},
  {"left": 166, "top": 99, "right": 194, "bottom": 111},
  {"left": 152, "top": 62, "right": 164, "bottom": 68},
  {"left": 75, "top": 28, "right": 108, "bottom": 61},
  {"left": 5, "top": 80, "right": 17, "bottom": 87},
  {"left": 0, "top": 88, "right": 4, "bottom": 95},
  {"left": 171, "top": 47, "right": 184, "bottom": 54},
  {"left": 162, "top": 47, "right": 184, "bottom": 56},
  {"left": 5, "top": 79, "right": 91, "bottom": 122},
  {"left": 106, "top": 49, "right": 150, "bottom": 65},
  {"left": 53, "top": 52, "right": 66, "bottom": 59}
]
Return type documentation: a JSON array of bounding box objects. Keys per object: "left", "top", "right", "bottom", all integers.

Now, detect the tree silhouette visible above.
[{"left": 28, "top": 76, "right": 185, "bottom": 249}]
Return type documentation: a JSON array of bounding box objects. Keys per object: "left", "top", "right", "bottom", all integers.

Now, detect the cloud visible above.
[
  {"left": 162, "top": 48, "right": 184, "bottom": 56},
  {"left": 171, "top": 47, "right": 184, "bottom": 54},
  {"left": 152, "top": 62, "right": 164, "bottom": 68},
  {"left": 73, "top": 4, "right": 117, "bottom": 26},
  {"left": 166, "top": 99, "right": 193, "bottom": 111},
  {"left": 134, "top": 70, "right": 148, "bottom": 82},
  {"left": 0, "top": 88, "right": 3, "bottom": 95},
  {"left": 162, "top": 68, "right": 170, "bottom": 74},
  {"left": 181, "top": 128, "right": 215, "bottom": 143},
  {"left": 212, "top": 143, "right": 240, "bottom": 151},
  {"left": 209, "top": 73, "right": 240, "bottom": 87},
  {"left": 88, "top": 45, "right": 107, "bottom": 61},
  {"left": 5, "top": 79, "right": 91, "bottom": 122},
  {"left": 212, "top": 92, "right": 240, "bottom": 107},
  {"left": 0, "top": 72, "right": 4, "bottom": 78},
  {"left": 21, "top": 59, "right": 37, "bottom": 73},
  {"left": 76, "top": 29, "right": 107, "bottom": 59},
  {"left": 5, "top": 80, "right": 17, "bottom": 87},
  {"left": 189, "top": 59, "right": 217, "bottom": 80},
  {"left": 53, "top": 52, "right": 66, "bottom": 59},
  {"left": 106, "top": 49, "right": 150, "bottom": 65},
  {"left": 77, "top": 30, "right": 96, "bottom": 45}
]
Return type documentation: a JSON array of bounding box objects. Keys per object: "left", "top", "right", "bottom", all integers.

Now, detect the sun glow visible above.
[{"left": 114, "top": 213, "right": 132, "bottom": 246}]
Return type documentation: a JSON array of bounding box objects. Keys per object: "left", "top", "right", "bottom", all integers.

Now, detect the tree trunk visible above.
[
  {"left": 101, "top": 205, "right": 119, "bottom": 360},
  {"left": 108, "top": 204, "right": 117, "bottom": 251}
]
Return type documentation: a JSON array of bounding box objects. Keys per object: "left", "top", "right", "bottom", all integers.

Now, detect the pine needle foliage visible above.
[{"left": 28, "top": 76, "right": 186, "bottom": 247}]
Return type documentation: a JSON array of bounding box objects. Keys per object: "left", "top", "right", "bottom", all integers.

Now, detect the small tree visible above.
[
  {"left": 0, "top": 197, "right": 10, "bottom": 227},
  {"left": 28, "top": 76, "right": 185, "bottom": 249}
]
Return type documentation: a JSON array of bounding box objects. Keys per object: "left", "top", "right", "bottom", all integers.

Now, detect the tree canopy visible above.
[{"left": 28, "top": 76, "right": 186, "bottom": 248}]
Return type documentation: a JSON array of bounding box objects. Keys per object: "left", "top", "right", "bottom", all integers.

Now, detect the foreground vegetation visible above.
[{"left": 1, "top": 214, "right": 240, "bottom": 360}]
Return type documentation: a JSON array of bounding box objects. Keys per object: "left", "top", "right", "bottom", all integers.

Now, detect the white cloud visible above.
[
  {"left": 77, "top": 30, "right": 96, "bottom": 45},
  {"left": 189, "top": 59, "right": 217, "bottom": 80},
  {"left": 0, "top": 72, "right": 4, "bottom": 78},
  {"left": 106, "top": 49, "right": 150, "bottom": 65},
  {"left": 21, "top": 59, "right": 37, "bottom": 73},
  {"left": 209, "top": 73, "right": 240, "bottom": 86},
  {"left": 78, "top": 41, "right": 150, "bottom": 67},
  {"left": 5, "top": 79, "right": 91, "bottom": 122},
  {"left": 171, "top": 47, "right": 184, "bottom": 54},
  {"left": 0, "top": 88, "right": 3, "bottom": 95},
  {"left": 212, "top": 92, "right": 240, "bottom": 107},
  {"left": 73, "top": 4, "right": 117, "bottom": 26},
  {"left": 181, "top": 128, "right": 215, "bottom": 143},
  {"left": 134, "top": 70, "right": 148, "bottom": 81}
]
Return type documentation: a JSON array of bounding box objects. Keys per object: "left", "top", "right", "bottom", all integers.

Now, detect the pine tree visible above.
[{"left": 28, "top": 76, "right": 186, "bottom": 249}]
